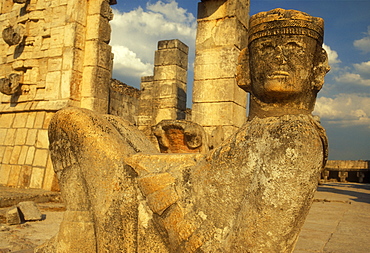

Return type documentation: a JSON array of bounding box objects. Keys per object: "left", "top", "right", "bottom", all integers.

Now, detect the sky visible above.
[{"left": 110, "top": 0, "right": 370, "bottom": 161}]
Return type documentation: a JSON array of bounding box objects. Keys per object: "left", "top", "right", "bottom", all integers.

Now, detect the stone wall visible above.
[
  {"left": 109, "top": 79, "right": 140, "bottom": 124},
  {"left": 0, "top": 0, "right": 114, "bottom": 190},
  {"left": 0, "top": 111, "right": 58, "bottom": 190},
  {"left": 192, "top": 0, "right": 249, "bottom": 138}
]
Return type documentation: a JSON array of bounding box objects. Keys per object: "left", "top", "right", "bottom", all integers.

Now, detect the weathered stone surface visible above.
[
  {"left": 17, "top": 201, "right": 42, "bottom": 221},
  {"left": 37, "top": 107, "right": 167, "bottom": 252},
  {"left": 6, "top": 206, "right": 21, "bottom": 225}
]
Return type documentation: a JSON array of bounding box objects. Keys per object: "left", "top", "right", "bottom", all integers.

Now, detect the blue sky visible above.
[{"left": 110, "top": 0, "right": 370, "bottom": 160}]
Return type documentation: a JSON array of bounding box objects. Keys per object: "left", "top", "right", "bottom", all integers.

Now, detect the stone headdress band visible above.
[{"left": 248, "top": 8, "right": 324, "bottom": 45}]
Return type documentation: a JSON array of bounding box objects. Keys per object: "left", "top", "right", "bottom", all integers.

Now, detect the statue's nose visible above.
[{"left": 275, "top": 46, "right": 287, "bottom": 64}]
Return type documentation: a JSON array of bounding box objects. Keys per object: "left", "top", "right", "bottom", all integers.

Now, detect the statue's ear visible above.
[
  {"left": 236, "top": 47, "right": 251, "bottom": 92},
  {"left": 313, "top": 48, "right": 330, "bottom": 91}
]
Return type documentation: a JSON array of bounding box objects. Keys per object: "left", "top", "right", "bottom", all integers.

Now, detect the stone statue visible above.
[{"left": 37, "top": 8, "right": 329, "bottom": 253}]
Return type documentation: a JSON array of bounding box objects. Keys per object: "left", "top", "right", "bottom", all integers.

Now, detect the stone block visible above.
[
  {"left": 15, "top": 128, "right": 28, "bottom": 145},
  {"left": 194, "top": 46, "right": 240, "bottom": 80},
  {"left": 45, "top": 71, "right": 61, "bottom": 100},
  {"left": 0, "top": 129, "right": 7, "bottom": 145},
  {"left": 36, "top": 129, "right": 49, "bottom": 149},
  {"left": 43, "top": 112, "right": 55, "bottom": 129},
  {"left": 34, "top": 111, "right": 46, "bottom": 129},
  {"left": 42, "top": 157, "right": 55, "bottom": 191},
  {"left": 61, "top": 70, "right": 72, "bottom": 99},
  {"left": 155, "top": 108, "right": 180, "bottom": 124},
  {"left": 156, "top": 81, "right": 179, "bottom": 97},
  {"left": 81, "top": 66, "right": 110, "bottom": 99},
  {"left": 49, "top": 26, "right": 65, "bottom": 48},
  {"left": 17, "top": 146, "right": 29, "bottom": 165},
  {"left": 154, "top": 65, "right": 187, "bottom": 83},
  {"left": 192, "top": 102, "right": 246, "bottom": 127},
  {"left": 0, "top": 113, "right": 15, "bottom": 128},
  {"left": 7, "top": 165, "right": 21, "bottom": 187},
  {"left": 25, "top": 128, "right": 37, "bottom": 145},
  {"left": 0, "top": 146, "right": 5, "bottom": 161},
  {"left": 158, "top": 97, "right": 186, "bottom": 111},
  {"left": 18, "top": 165, "right": 32, "bottom": 188},
  {"left": 198, "top": 0, "right": 249, "bottom": 27},
  {"left": 10, "top": 146, "right": 22, "bottom": 164},
  {"left": 25, "top": 146, "right": 35, "bottom": 165},
  {"left": 193, "top": 78, "right": 247, "bottom": 107},
  {"left": 196, "top": 18, "right": 248, "bottom": 50},
  {"left": 29, "top": 167, "right": 45, "bottom": 188},
  {"left": 66, "top": 0, "right": 87, "bottom": 25},
  {"left": 81, "top": 97, "right": 109, "bottom": 114},
  {"left": 87, "top": 0, "right": 104, "bottom": 15},
  {"left": 48, "top": 47, "right": 64, "bottom": 58},
  {"left": 33, "top": 149, "right": 49, "bottom": 167},
  {"left": 158, "top": 39, "right": 189, "bottom": 54},
  {"left": 51, "top": 5, "right": 67, "bottom": 27},
  {"left": 4, "top": 128, "right": 16, "bottom": 146},
  {"left": 6, "top": 206, "right": 21, "bottom": 225},
  {"left": 141, "top": 76, "right": 154, "bottom": 83},
  {"left": 84, "top": 40, "right": 112, "bottom": 70},
  {"left": 2, "top": 146, "right": 13, "bottom": 164},
  {"left": 41, "top": 36, "right": 51, "bottom": 51},
  {"left": 154, "top": 49, "right": 188, "bottom": 69},
  {"left": 63, "top": 23, "right": 77, "bottom": 47},
  {"left": 17, "top": 201, "right": 43, "bottom": 221},
  {"left": 86, "top": 14, "right": 111, "bottom": 43},
  {"left": 48, "top": 57, "right": 63, "bottom": 71},
  {"left": 0, "top": 164, "right": 12, "bottom": 185}
]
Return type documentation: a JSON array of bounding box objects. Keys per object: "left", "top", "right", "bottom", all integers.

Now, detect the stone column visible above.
[
  {"left": 137, "top": 76, "right": 156, "bottom": 142},
  {"left": 81, "top": 0, "right": 114, "bottom": 114},
  {"left": 153, "top": 39, "right": 188, "bottom": 124},
  {"left": 192, "top": 0, "right": 249, "bottom": 138},
  {"left": 138, "top": 39, "right": 189, "bottom": 142}
]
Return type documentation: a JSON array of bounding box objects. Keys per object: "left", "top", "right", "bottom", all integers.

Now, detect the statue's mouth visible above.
[{"left": 269, "top": 71, "right": 289, "bottom": 79}]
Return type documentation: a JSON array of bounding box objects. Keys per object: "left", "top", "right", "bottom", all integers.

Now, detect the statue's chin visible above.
[{"left": 263, "top": 79, "right": 301, "bottom": 99}]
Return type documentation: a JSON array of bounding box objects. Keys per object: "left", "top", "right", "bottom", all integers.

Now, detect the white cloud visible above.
[
  {"left": 112, "top": 45, "right": 153, "bottom": 78},
  {"left": 354, "top": 61, "right": 370, "bottom": 79},
  {"left": 110, "top": 1, "right": 197, "bottom": 87},
  {"left": 354, "top": 25, "right": 370, "bottom": 53},
  {"left": 334, "top": 60, "right": 370, "bottom": 87},
  {"left": 314, "top": 94, "right": 370, "bottom": 127},
  {"left": 146, "top": 1, "right": 196, "bottom": 24},
  {"left": 323, "top": 44, "right": 341, "bottom": 66}
]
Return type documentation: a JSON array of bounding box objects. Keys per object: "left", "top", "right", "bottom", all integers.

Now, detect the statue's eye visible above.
[
  {"left": 285, "top": 42, "right": 303, "bottom": 51},
  {"left": 260, "top": 44, "right": 274, "bottom": 54}
]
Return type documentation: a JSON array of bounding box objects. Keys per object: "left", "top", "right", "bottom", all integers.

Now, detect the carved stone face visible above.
[{"left": 249, "top": 35, "right": 319, "bottom": 101}]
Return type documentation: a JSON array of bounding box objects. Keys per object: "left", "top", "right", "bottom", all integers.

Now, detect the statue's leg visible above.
[{"left": 37, "top": 107, "right": 158, "bottom": 252}]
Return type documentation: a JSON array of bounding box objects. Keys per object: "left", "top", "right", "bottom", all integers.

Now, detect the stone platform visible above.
[
  {"left": 0, "top": 183, "right": 369, "bottom": 252},
  {"left": 294, "top": 182, "right": 370, "bottom": 253}
]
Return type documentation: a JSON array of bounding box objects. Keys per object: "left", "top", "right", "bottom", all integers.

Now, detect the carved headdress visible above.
[{"left": 248, "top": 8, "right": 324, "bottom": 45}]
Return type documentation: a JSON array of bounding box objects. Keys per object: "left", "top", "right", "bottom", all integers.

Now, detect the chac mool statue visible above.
[{"left": 38, "top": 8, "right": 329, "bottom": 253}]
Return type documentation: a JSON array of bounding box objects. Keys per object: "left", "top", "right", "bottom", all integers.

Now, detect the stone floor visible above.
[
  {"left": 294, "top": 182, "right": 370, "bottom": 253},
  {"left": 0, "top": 182, "right": 369, "bottom": 252}
]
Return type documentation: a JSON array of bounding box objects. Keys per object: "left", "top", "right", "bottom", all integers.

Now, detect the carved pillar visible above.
[
  {"left": 153, "top": 39, "right": 188, "bottom": 124},
  {"left": 192, "top": 0, "right": 249, "bottom": 138}
]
